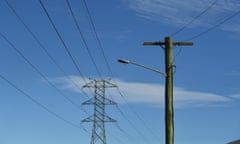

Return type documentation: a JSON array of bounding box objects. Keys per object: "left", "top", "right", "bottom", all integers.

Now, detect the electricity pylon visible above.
[{"left": 82, "top": 80, "right": 117, "bottom": 144}]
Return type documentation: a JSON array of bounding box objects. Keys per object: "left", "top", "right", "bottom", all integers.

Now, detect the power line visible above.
[
  {"left": 76, "top": 1, "right": 161, "bottom": 140},
  {"left": 171, "top": 0, "right": 219, "bottom": 37},
  {"left": 0, "top": 74, "right": 87, "bottom": 132},
  {"left": 3, "top": 2, "right": 161, "bottom": 143},
  {"left": 0, "top": 31, "right": 85, "bottom": 112},
  {"left": 114, "top": 123, "right": 128, "bottom": 137},
  {"left": 39, "top": 1, "right": 160, "bottom": 142},
  {"left": 65, "top": 0, "right": 102, "bottom": 78},
  {"left": 173, "top": 46, "right": 183, "bottom": 63},
  {"left": 37, "top": 0, "right": 99, "bottom": 113},
  {"left": 81, "top": 0, "right": 114, "bottom": 77},
  {"left": 75, "top": 2, "right": 157, "bottom": 138},
  {"left": 105, "top": 82, "right": 162, "bottom": 141},
  {"left": 116, "top": 87, "right": 162, "bottom": 139},
  {"left": 115, "top": 105, "right": 150, "bottom": 143},
  {"left": 186, "top": 8, "right": 240, "bottom": 41},
  {"left": 72, "top": 1, "right": 163, "bottom": 142},
  {"left": 3, "top": 0, "right": 90, "bottom": 99},
  {"left": 113, "top": 123, "right": 136, "bottom": 144},
  {"left": 106, "top": 129, "right": 126, "bottom": 144},
  {"left": 38, "top": 0, "right": 86, "bottom": 80}
]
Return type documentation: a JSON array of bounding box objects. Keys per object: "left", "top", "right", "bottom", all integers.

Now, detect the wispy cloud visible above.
[
  {"left": 123, "top": 0, "right": 240, "bottom": 33},
  {"left": 225, "top": 70, "right": 240, "bottom": 76},
  {"left": 51, "top": 76, "right": 231, "bottom": 108},
  {"left": 230, "top": 94, "right": 240, "bottom": 99}
]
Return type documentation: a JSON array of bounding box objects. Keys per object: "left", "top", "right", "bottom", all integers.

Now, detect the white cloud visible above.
[
  {"left": 51, "top": 76, "right": 231, "bottom": 108},
  {"left": 225, "top": 70, "right": 240, "bottom": 76},
  {"left": 231, "top": 94, "right": 240, "bottom": 99},
  {"left": 123, "top": 0, "right": 240, "bottom": 33}
]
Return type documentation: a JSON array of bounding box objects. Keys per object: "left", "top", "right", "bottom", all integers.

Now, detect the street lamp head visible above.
[
  {"left": 118, "top": 58, "right": 166, "bottom": 77},
  {"left": 117, "top": 59, "right": 130, "bottom": 64}
]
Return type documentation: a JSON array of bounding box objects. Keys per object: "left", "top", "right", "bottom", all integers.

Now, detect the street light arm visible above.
[
  {"left": 131, "top": 62, "right": 166, "bottom": 77},
  {"left": 118, "top": 59, "right": 166, "bottom": 77}
]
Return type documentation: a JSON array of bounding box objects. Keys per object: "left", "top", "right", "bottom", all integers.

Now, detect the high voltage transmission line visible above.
[
  {"left": 0, "top": 74, "right": 88, "bottom": 132},
  {"left": 69, "top": 1, "right": 157, "bottom": 138},
  {"left": 81, "top": 0, "right": 114, "bottom": 77},
  {"left": 168, "top": 0, "right": 240, "bottom": 41},
  {"left": 170, "top": 0, "right": 240, "bottom": 62},
  {"left": 6, "top": 1, "right": 148, "bottom": 139},
  {"left": 79, "top": 0, "right": 161, "bottom": 140},
  {"left": 38, "top": 0, "right": 87, "bottom": 80},
  {"left": 1, "top": 1, "right": 239, "bottom": 144},
  {"left": 1, "top": 74, "right": 126, "bottom": 143},
  {"left": 65, "top": 0, "right": 102, "bottom": 78},
  {"left": 38, "top": 0, "right": 108, "bottom": 119},
  {"left": 116, "top": 87, "right": 162, "bottom": 139},
  {"left": 0, "top": 31, "right": 88, "bottom": 114},
  {"left": 80, "top": 0, "right": 163, "bottom": 141},
  {"left": 170, "top": 0, "right": 219, "bottom": 37},
  {"left": 3, "top": 0, "right": 90, "bottom": 99},
  {"left": 115, "top": 104, "right": 150, "bottom": 142},
  {"left": 172, "top": 7, "right": 240, "bottom": 62},
  {"left": 186, "top": 8, "right": 240, "bottom": 41},
  {"left": 1, "top": 0, "right": 163, "bottom": 143}
]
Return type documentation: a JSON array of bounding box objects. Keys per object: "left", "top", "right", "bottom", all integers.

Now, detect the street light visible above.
[
  {"left": 118, "top": 58, "right": 172, "bottom": 144},
  {"left": 118, "top": 37, "right": 193, "bottom": 144},
  {"left": 118, "top": 59, "right": 166, "bottom": 77}
]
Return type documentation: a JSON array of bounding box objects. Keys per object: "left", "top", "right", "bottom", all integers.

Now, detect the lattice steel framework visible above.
[{"left": 82, "top": 80, "right": 117, "bottom": 144}]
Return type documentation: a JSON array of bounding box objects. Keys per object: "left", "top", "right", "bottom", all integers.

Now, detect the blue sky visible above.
[{"left": 0, "top": 0, "right": 240, "bottom": 144}]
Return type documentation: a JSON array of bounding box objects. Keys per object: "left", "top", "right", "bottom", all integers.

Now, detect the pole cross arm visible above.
[
  {"left": 143, "top": 41, "right": 194, "bottom": 46},
  {"left": 173, "top": 42, "right": 194, "bottom": 46},
  {"left": 143, "top": 41, "right": 165, "bottom": 46}
]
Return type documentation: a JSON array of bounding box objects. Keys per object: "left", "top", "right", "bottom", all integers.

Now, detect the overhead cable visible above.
[
  {"left": 115, "top": 105, "right": 150, "bottom": 143},
  {"left": 0, "top": 31, "right": 86, "bottom": 113},
  {"left": 81, "top": 0, "right": 114, "bottom": 77},
  {"left": 171, "top": 0, "right": 219, "bottom": 37},
  {"left": 4, "top": 0, "right": 90, "bottom": 99},
  {"left": 65, "top": 0, "right": 102, "bottom": 78},
  {"left": 186, "top": 8, "right": 240, "bottom": 41},
  {"left": 38, "top": 0, "right": 86, "bottom": 80},
  {"left": 81, "top": 0, "right": 164, "bottom": 141},
  {"left": 116, "top": 88, "right": 161, "bottom": 140},
  {"left": 0, "top": 74, "right": 88, "bottom": 132},
  {"left": 75, "top": 1, "right": 159, "bottom": 140}
]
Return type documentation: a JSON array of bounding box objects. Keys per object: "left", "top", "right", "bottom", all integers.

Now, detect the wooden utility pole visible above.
[{"left": 143, "top": 37, "right": 193, "bottom": 144}]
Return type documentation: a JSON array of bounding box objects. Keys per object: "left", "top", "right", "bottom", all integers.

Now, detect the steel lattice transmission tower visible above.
[{"left": 82, "top": 80, "right": 117, "bottom": 144}]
